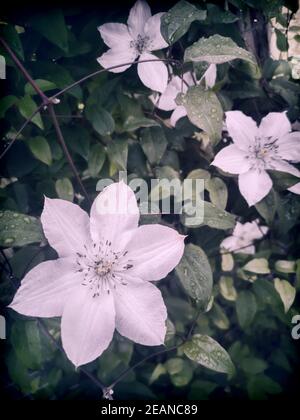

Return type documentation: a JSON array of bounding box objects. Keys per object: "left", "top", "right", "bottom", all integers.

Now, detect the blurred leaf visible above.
[
  {"left": 274, "top": 278, "right": 296, "bottom": 313},
  {"left": 176, "top": 85, "right": 223, "bottom": 144},
  {"left": 149, "top": 363, "right": 166, "bottom": 385},
  {"left": 236, "top": 290, "right": 257, "bottom": 328},
  {"left": 30, "top": 9, "right": 69, "bottom": 52},
  {"left": 183, "top": 334, "right": 235, "bottom": 375},
  {"left": 28, "top": 136, "right": 52, "bottom": 165},
  {"left": 1, "top": 24, "right": 24, "bottom": 60},
  {"left": 255, "top": 188, "right": 278, "bottom": 224},
  {"left": 140, "top": 126, "right": 167, "bottom": 165},
  {"left": 184, "top": 34, "right": 257, "bottom": 65},
  {"left": 161, "top": 0, "right": 206, "bottom": 44},
  {"left": 165, "top": 358, "right": 193, "bottom": 387},
  {"left": 206, "top": 177, "right": 228, "bottom": 210},
  {"left": 85, "top": 105, "right": 115, "bottom": 136},
  {"left": 247, "top": 375, "right": 282, "bottom": 400},
  {"left": 176, "top": 243, "right": 213, "bottom": 307},
  {"left": 275, "top": 260, "right": 296, "bottom": 273},
  {"left": 211, "top": 302, "right": 230, "bottom": 330},
  {"left": 55, "top": 178, "right": 74, "bottom": 201},
  {"left": 219, "top": 276, "right": 237, "bottom": 301},
  {"left": 88, "top": 144, "right": 106, "bottom": 178},
  {"left": 18, "top": 95, "right": 44, "bottom": 130},
  {"left": 107, "top": 139, "right": 128, "bottom": 171},
  {"left": 241, "top": 357, "right": 268, "bottom": 375},
  {"left": 25, "top": 79, "right": 56, "bottom": 95},
  {"left": 0, "top": 210, "right": 44, "bottom": 247},
  {"left": 275, "top": 28, "right": 288, "bottom": 51},
  {"left": 0, "top": 95, "right": 18, "bottom": 118},
  {"left": 243, "top": 258, "right": 270, "bottom": 274},
  {"left": 269, "top": 170, "right": 300, "bottom": 190}
]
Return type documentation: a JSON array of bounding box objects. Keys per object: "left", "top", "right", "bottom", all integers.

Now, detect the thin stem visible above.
[
  {"left": 0, "top": 104, "right": 44, "bottom": 160},
  {"left": 49, "top": 58, "right": 181, "bottom": 100},
  {"left": 48, "top": 104, "right": 91, "bottom": 204},
  {"left": 0, "top": 37, "right": 48, "bottom": 100}
]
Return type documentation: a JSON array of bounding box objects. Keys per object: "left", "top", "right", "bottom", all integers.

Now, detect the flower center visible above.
[
  {"left": 245, "top": 136, "right": 280, "bottom": 170},
  {"left": 76, "top": 239, "right": 133, "bottom": 298},
  {"left": 130, "top": 34, "right": 151, "bottom": 54}
]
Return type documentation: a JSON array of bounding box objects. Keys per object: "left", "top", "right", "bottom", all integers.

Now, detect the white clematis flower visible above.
[
  {"left": 9, "top": 181, "right": 185, "bottom": 367},
  {"left": 97, "top": 0, "right": 169, "bottom": 92},
  {"left": 151, "top": 65, "right": 217, "bottom": 127},
  {"left": 212, "top": 111, "right": 300, "bottom": 206},
  {"left": 221, "top": 220, "right": 268, "bottom": 255}
]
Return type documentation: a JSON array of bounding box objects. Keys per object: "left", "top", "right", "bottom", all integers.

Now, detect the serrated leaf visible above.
[
  {"left": 175, "top": 243, "right": 213, "bottom": 306},
  {"left": 161, "top": 0, "right": 206, "bottom": 44},
  {"left": 0, "top": 210, "right": 44, "bottom": 247},
  {"left": 183, "top": 334, "right": 235, "bottom": 375},
  {"left": 176, "top": 85, "right": 223, "bottom": 144},
  {"left": 18, "top": 95, "right": 44, "bottom": 130},
  {"left": 140, "top": 126, "right": 167, "bottom": 165},
  {"left": 236, "top": 290, "right": 257, "bottom": 328},
  {"left": 28, "top": 136, "right": 52, "bottom": 165},
  {"left": 274, "top": 278, "right": 296, "bottom": 313},
  {"left": 88, "top": 144, "right": 106, "bottom": 178},
  {"left": 55, "top": 178, "right": 74, "bottom": 202},
  {"left": 184, "top": 34, "right": 257, "bottom": 65}
]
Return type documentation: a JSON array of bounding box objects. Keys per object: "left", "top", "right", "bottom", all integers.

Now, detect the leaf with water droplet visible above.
[
  {"left": 183, "top": 334, "right": 235, "bottom": 375},
  {"left": 184, "top": 34, "right": 257, "bottom": 66},
  {"left": 176, "top": 85, "right": 223, "bottom": 144},
  {"left": 0, "top": 210, "right": 44, "bottom": 247},
  {"left": 175, "top": 243, "right": 213, "bottom": 307},
  {"left": 161, "top": 0, "right": 206, "bottom": 44}
]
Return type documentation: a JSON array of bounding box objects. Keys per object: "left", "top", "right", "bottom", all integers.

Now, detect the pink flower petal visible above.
[
  {"left": 288, "top": 182, "right": 300, "bottom": 194},
  {"left": 277, "top": 132, "right": 300, "bottom": 162},
  {"left": 211, "top": 144, "right": 251, "bottom": 174},
  {"left": 61, "top": 287, "right": 115, "bottom": 367},
  {"left": 97, "top": 47, "right": 137, "bottom": 73},
  {"left": 127, "top": 0, "right": 151, "bottom": 37},
  {"left": 156, "top": 76, "right": 181, "bottom": 111},
  {"left": 9, "top": 258, "right": 80, "bottom": 317},
  {"left": 144, "top": 13, "right": 168, "bottom": 50},
  {"left": 267, "top": 158, "right": 300, "bottom": 177},
  {"left": 113, "top": 277, "right": 167, "bottom": 345},
  {"left": 225, "top": 111, "right": 258, "bottom": 151},
  {"left": 98, "top": 23, "right": 133, "bottom": 48},
  {"left": 41, "top": 197, "right": 91, "bottom": 257},
  {"left": 138, "top": 52, "right": 168, "bottom": 92},
  {"left": 170, "top": 105, "right": 187, "bottom": 127},
  {"left": 90, "top": 181, "right": 139, "bottom": 250},
  {"left": 259, "top": 112, "right": 291, "bottom": 138},
  {"left": 238, "top": 169, "right": 273, "bottom": 206},
  {"left": 203, "top": 64, "right": 217, "bottom": 88},
  {"left": 125, "top": 224, "right": 185, "bottom": 281}
]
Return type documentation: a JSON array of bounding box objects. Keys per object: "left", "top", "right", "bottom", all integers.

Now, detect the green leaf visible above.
[
  {"left": 55, "top": 178, "right": 74, "bottom": 202},
  {"left": 236, "top": 291, "right": 257, "bottom": 328},
  {"left": 183, "top": 201, "right": 236, "bottom": 229},
  {"left": 269, "top": 170, "right": 300, "bottom": 190},
  {"left": 25, "top": 79, "right": 57, "bottom": 96},
  {"left": 2, "top": 24, "right": 24, "bottom": 60},
  {"left": 165, "top": 358, "right": 193, "bottom": 387},
  {"left": 211, "top": 302, "right": 230, "bottom": 330},
  {"left": 206, "top": 177, "right": 228, "bottom": 210},
  {"left": 175, "top": 243, "right": 213, "bottom": 306},
  {"left": 241, "top": 357, "right": 268, "bottom": 375},
  {"left": 161, "top": 0, "right": 206, "bottom": 44},
  {"left": 0, "top": 210, "right": 44, "bottom": 247},
  {"left": 275, "top": 28, "right": 288, "bottom": 52},
  {"left": 30, "top": 9, "right": 69, "bottom": 52},
  {"left": 85, "top": 105, "right": 115, "bottom": 136},
  {"left": 107, "top": 139, "right": 128, "bottom": 171},
  {"left": 274, "top": 278, "right": 296, "bottom": 313},
  {"left": 219, "top": 276, "right": 237, "bottom": 301},
  {"left": 176, "top": 85, "right": 223, "bottom": 144},
  {"left": 247, "top": 375, "right": 282, "bottom": 400},
  {"left": 123, "top": 116, "right": 159, "bottom": 132},
  {"left": 18, "top": 95, "right": 44, "bottom": 130},
  {"left": 88, "top": 144, "right": 106, "bottom": 178},
  {"left": 0, "top": 95, "right": 18, "bottom": 118},
  {"left": 183, "top": 334, "right": 235, "bottom": 375},
  {"left": 243, "top": 258, "right": 270, "bottom": 274},
  {"left": 255, "top": 188, "right": 278, "bottom": 224},
  {"left": 28, "top": 136, "right": 52, "bottom": 165},
  {"left": 184, "top": 34, "right": 257, "bottom": 66},
  {"left": 140, "top": 126, "right": 167, "bottom": 165},
  {"left": 275, "top": 260, "right": 296, "bottom": 274}
]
